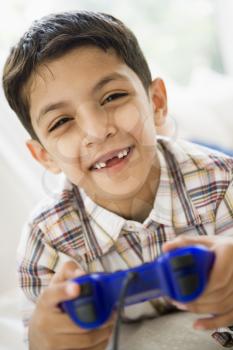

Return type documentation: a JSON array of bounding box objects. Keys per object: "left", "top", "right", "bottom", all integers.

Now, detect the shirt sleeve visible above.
[
  {"left": 212, "top": 179, "right": 233, "bottom": 347},
  {"left": 17, "top": 215, "right": 83, "bottom": 345},
  {"left": 215, "top": 179, "right": 233, "bottom": 236},
  {"left": 17, "top": 219, "right": 59, "bottom": 343}
]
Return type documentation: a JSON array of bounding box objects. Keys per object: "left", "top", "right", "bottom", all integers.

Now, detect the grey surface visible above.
[{"left": 113, "top": 312, "right": 221, "bottom": 350}]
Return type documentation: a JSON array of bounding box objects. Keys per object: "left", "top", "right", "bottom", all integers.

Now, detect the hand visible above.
[
  {"left": 162, "top": 235, "right": 233, "bottom": 331},
  {"left": 29, "top": 261, "right": 115, "bottom": 350}
]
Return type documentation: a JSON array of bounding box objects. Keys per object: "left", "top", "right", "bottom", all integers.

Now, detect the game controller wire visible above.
[{"left": 111, "top": 271, "right": 139, "bottom": 350}]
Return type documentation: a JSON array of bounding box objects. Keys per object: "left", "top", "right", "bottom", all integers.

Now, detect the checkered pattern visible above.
[{"left": 17, "top": 138, "right": 233, "bottom": 347}]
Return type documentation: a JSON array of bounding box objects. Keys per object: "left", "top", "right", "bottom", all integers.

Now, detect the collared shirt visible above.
[{"left": 17, "top": 138, "right": 233, "bottom": 347}]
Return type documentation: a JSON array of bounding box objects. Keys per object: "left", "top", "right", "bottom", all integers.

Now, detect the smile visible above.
[{"left": 91, "top": 146, "right": 134, "bottom": 173}]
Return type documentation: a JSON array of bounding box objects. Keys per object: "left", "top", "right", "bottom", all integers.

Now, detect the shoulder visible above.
[
  {"left": 159, "top": 137, "right": 233, "bottom": 176},
  {"left": 28, "top": 177, "right": 76, "bottom": 225},
  {"left": 19, "top": 176, "right": 83, "bottom": 250},
  {"left": 158, "top": 138, "right": 233, "bottom": 214}
]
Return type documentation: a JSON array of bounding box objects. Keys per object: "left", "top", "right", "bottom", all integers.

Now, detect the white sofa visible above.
[
  {"left": 0, "top": 292, "right": 221, "bottom": 350},
  {"left": 0, "top": 291, "right": 26, "bottom": 350}
]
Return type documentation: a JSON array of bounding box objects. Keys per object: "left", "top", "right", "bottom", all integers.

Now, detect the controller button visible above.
[
  {"left": 75, "top": 303, "right": 97, "bottom": 324},
  {"left": 80, "top": 283, "right": 92, "bottom": 297},
  {"left": 177, "top": 273, "right": 199, "bottom": 296},
  {"left": 170, "top": 254, "right": 195, "bottom": 270}
]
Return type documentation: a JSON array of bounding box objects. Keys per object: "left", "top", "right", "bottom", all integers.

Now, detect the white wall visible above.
[{"left": 216, "top": 0, "right": 233, "bottom": 77}]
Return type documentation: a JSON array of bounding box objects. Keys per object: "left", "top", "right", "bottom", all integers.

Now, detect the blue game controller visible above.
[{"left": 61, "top": 245, "right": 215, "bottom": 329}]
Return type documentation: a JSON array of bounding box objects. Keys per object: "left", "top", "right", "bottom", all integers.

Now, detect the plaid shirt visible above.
[{"left": 17, "top": 138, "right": 233, "bottom": 347}]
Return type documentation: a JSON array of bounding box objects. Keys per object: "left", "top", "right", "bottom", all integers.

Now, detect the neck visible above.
[{"left": 94, "top": 163, "right": 160, "bottom": 223}]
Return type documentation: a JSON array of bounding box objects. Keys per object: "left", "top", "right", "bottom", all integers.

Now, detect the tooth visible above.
[
  {"left": 93, "top": 147, "right": 131, "bottom": 170},
  {"left": 118, "top": 152, "right": 124, "bottom": 158},
  {"left": 94, "top": 162, "right": 106, "bottom": 169},
  {"left": 118, "top": 148, "right": 129, "bottom": 158}
]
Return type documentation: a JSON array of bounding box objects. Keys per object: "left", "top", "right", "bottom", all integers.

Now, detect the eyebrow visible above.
[
  {"left": 36, "top": 72, "right": 129, "bottom": 126},
  {"left": 91, "top": 72, "right": 128, "bottom": 94},
  {"left": 37, "top": 101, "right": 69, "bottom": 126}
]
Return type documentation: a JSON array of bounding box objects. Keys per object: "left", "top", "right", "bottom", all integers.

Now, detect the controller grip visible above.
[{"left": 158, "top": 245, "right": 215, "bottom": 302}]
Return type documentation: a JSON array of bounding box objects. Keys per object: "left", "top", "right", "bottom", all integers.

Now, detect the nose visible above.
[{"left": 80, "top": 103, "right": 117, "bottom": 146}]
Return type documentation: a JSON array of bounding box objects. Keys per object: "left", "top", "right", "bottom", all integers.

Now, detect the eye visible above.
[
  {"left": 102, "top": 92, "right": 128, "bottom": 105},
  {"left": 48, "top": 117, "right": 72, "bottom": 132}
]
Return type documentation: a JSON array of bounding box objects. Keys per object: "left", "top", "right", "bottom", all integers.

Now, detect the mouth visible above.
[{"left": 89, "top": 145, "right": 134, "bottom": 173}]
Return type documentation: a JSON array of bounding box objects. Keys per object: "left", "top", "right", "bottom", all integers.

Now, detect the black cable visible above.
[{"left": 111, "top": 271, "right": 138, "bottom": 350}]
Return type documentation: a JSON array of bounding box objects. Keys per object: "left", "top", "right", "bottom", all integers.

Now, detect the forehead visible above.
[
  {"left": 27, "top": 46, "right": 144, "bottom": 121},
  {"left": 28, "top": 46, "right": 139, "bottom": 95}
]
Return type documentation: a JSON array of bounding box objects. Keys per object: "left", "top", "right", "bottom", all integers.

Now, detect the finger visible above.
[
  {"left": 86, "top": 339, "right": 110, "bottom": 350},
  {"left": 196, "top": 276, "right": 233, "bottom": 303},
  {"left": 183, "top": 290, "right": 233, "bottom": 315},
  {"left": 171, "top": 277, "right": 233, "bottom": 314},
  {"left": 50, "top": 313, "right": 92, "bottom": 334},
  {"left": 162, "top": 235, "right": 214, "bottom": 253},
  {"left": 199, "top": 245, "right": 233, "bottom": 296},
  {"left": 52, "top": 325, "right": 112, "bottom": 349},
  {"left": 51, "top": 261, "right": 85, "bottom": 285},
  {"left": 39, "top": 281, "right": 81, "bottom": 309},
  {"left": 193, "top": 310, "right": 233, "bottom": 330},
  {"left": 54, "top": 312, "right": 115, "bottom": 334},
  {"left": 90, "top": 339, "right": 111, "bottom": 350}
]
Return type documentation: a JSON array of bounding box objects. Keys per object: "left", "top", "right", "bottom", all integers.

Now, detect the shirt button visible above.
[{"left": 76, "top": 256, "right": 83, "bottom": 263}]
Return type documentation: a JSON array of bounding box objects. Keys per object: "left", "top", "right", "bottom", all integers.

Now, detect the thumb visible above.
[
  {"left": 39, "top": 261, "right": 85, "bottom": 309},
  {"left": 51, "top": 260, "right": 85, "bottom": 285},
  {"left": 39, "top": 280, "right": 81, "bottom": 309},
  {"left": 162, "top": 235, "right": 214, "bottom": 253}
]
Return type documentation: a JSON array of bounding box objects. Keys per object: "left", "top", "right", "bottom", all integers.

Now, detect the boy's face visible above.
[{"left": 26, "top": 46, "right": 167, "bottom": 202}]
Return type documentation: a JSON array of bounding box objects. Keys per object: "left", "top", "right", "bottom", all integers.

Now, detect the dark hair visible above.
[{"left": 2, "top": 11, "right": 152, "bottom": 141}]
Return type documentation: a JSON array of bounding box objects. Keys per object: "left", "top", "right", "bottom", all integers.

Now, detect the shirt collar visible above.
[
  {"left": 144, "top": 142, "right": 173, "bottom": 227},
  {"left": 79, "top": 187, "right": 126, "bottom": 248}
]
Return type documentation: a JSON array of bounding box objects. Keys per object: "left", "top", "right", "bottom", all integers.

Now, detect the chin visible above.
[{"left": 96, "top": 176, "right": 146, "bottom": 200}]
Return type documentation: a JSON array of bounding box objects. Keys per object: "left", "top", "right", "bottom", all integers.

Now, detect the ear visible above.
[
  {"left": 26, "top": 139, "right": 61, "bottom": 174},
  {"left": 149, "top": 78, "right": 168, "bottom": 128}
]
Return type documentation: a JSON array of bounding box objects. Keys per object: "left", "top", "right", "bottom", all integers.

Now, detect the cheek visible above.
[
  {"left": 113, "top": 101, "right": 156, "bottom": 147},
  {"left": 140, "top": 114, "right": 157, "bottom": 147},
  {"left": 53, "top": 134, "right": 82, "bottom": 165},
  {"left": 67, "top": 168, "right": 87, "bottom": 186},
  {"left": 113, "top": 102, "right": 142, "bottom": 133},
  {"left": 50, "top": 135, "right": 94, "bottom": 186}
]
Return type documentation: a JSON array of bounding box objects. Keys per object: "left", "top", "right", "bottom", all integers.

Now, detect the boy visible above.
[{"left": 2, "top": 10, "right": 233, "bottom": 349}]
